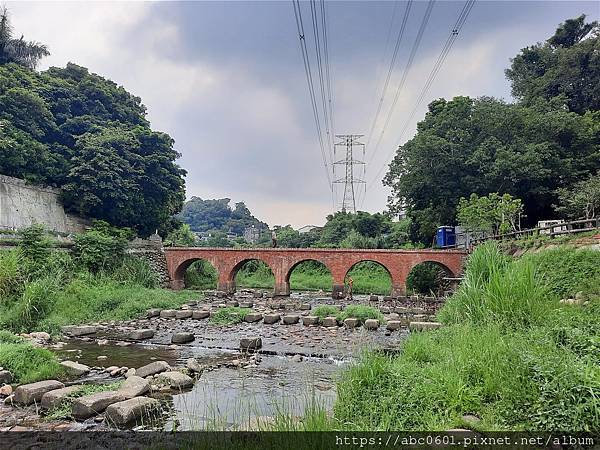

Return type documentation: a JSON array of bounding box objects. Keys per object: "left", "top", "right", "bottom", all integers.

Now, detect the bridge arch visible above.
[
  {"left": 344, "top": 260, "right": 393, "bottom": 296},
  {"left": 406, "top": 260, "right": 454, "bottom": 295},
  {"left": 284, "top": 259, "right": 333, "bottom": 293},
  {"left": 226, "top": 258, "right": 275, "bottom": 293}
]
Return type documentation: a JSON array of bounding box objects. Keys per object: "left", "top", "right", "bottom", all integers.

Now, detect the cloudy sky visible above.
[{"left": 7, "top": 0, "right": 598, "bottom": 227}]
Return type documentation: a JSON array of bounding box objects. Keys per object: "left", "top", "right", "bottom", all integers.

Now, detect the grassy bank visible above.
[
  {"left": 333, "top": 243, "right": 600, "bottom": 431},
  {"left": 0, "top": 331, "right": 64, "bottom": 383}
]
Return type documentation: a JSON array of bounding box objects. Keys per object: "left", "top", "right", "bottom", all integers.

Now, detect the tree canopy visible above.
[
  {"left": 0, "top": 61, "right": 186, "bottom": 235},
  {"left": 0, "top": 7, "right": 49, "bottom": 70},
  {"left": 178, "top": 197, "right": 269, "bottom": 235},
  {"left": 385, "top": 15, "right": 600, "bottom": 242}
]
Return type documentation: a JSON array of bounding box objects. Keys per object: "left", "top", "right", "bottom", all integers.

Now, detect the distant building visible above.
[
  {"left": 298, "top": 225, "right": 320, "bottom": 234},
  {"left": 536, "top": 220, "right": 566, "bottom": 234},
  {"left": 226, "top": 232, "right": 239, "bottom": 240},
  {"left": 243, "top": 225, "right": 261, "bottom": 244},
  {"left": 194, "top": 231, "right": 212, "bottom": 242}
]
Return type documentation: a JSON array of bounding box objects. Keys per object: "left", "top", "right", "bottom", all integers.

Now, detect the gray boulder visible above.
[
  {"left": 157, "top": 371, "right": 194, "bottom": 389},
  {"left": 60, "top": 361, "right": 90, "bottom": 376},
  {"left": 171, "top": 332, "right": 194, "bottom": 344},
  {"left": 192, "top": 310, "right": 210, "bottom": 320},
  {"left": 244, "top": 313, "right": 263, "bottom": 323},
  {"left": 302, "top": 316, "right": 319, "bottom": 326},
  {"left": 146, "top": 309, "right": 161, "bottom": 318},
  {"left": 186, "top": 358, "right": 204, "bottom": 373},
  {"left": 72, "top": 391, "right": 127, "bottom": 420},
  {"left": 282, "top": 315, "right": 300, "bottom": 325},
  {"left": 105, "top": 396, "right": 160, "bottom": 426},
  {"left": 0, "top": 370, "right": 12, "bottom": 384},
  {"left": 175, "top": 310, "right": 192, "bottom": 319},
  {"left": 386, "top": 320, "right": 402, "bottom": 331},
  {"left": 135, "top": 361, "right": 170, "bottom": 378},
  {"left": 129, "top": 329, "right": 154, "bottom": 340},
  {"left": 62, "top": 325, "right": 96, "bottom": 336},
  {"left": 118, "top": 376, "right": 150, "bottom": 399},
  {"left": 13, "top": 380, "right": 65, "bottom": 405},
  {"left": 343, "top": 318, "right": 360, "bottom": 329},
  {"left": 41, "top": 385, "right": 82, "bottom": 410},
  {"left": 159, "top": 310, "right": 176, "bottom": 318},
  {"left": 263, "top": 314, "right": 280, "bottom": 324},
  {"left": 240, "top": 337, "right": 262, "bottom": 351},
  {"left": 322, "top": 316, "right": 338, "bottom": 327},
  {"left": 364, "top": 319, "right": 380, "bottom": 330}
]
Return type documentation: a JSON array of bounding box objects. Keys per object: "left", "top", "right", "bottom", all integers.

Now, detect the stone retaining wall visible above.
[{"left": 126, "top": 235, "right": 171, "bottom": 287}]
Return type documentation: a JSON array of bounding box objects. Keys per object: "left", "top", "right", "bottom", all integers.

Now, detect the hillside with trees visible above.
[
  {"left": 178, "top": 197, "right": 269, "bottom": 235},
  {"left": 384, "top": 15, "right": 600, "bottom": 242},
  {"left": 0, "top": 8, "right": 186, "bottom": 236}
]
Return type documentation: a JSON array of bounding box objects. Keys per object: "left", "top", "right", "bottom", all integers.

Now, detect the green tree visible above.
[
  {"left": 164, "top": 223, "right": 197, "bottom": 247},
  {"left": 555, "top": 174, "right": 600, "bottom": 219},
  {"left": 505, "top": 15, "right": 599, "bottom": 114},
  {"left": 457, "top": 193, "right": 523, "bottom": 235},
  {"left": 0, "top": 7, "right": 49, "bottom": 69}
]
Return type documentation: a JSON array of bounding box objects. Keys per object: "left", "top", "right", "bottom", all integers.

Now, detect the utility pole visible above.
[{"left": 333, "top": 134, "right": 365, "bottom": 213}]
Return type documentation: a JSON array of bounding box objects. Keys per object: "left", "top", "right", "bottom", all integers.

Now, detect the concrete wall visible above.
[{"left": 0, "top": 175, "right": 87, "bottom": 234}]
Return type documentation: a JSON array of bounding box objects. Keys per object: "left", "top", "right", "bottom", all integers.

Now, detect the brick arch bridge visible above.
[{"left": 164, "top": 248, "right": 467, "bottom": 298}]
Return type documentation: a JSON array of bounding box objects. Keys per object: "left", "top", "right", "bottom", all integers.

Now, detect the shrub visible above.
[
  {"left": 72, "top": 221, "right": 130, "bottom": 273},
  {"left": 0, "top": 249, "right": 24, "bottom": 301},
  {"left": 111, "top": 256, "right": 159, "bottom": 289},
  {"left": 209, "top": 307, "right": 250, "bottom": 325},
  {"left": 18, "top": 224, "right": 51, "bottom": 275},
  {"left": 406, "top": 262, "right": 446, "bottom": 295}
]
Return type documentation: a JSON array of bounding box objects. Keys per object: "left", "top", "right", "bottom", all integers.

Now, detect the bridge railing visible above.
[{"left": 468, "top": 217, "right": 600, "bottom": 246}]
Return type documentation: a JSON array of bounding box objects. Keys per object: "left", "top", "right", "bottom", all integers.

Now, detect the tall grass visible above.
[{"left": 438, "top": 242, "right": 554, "bottom": 327}]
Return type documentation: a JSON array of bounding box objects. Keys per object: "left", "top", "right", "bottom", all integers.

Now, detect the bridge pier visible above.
[
  {"left": 274, "top": 281, "right": 290, "bottom": 297},
  {"left": 332, "top": 283, "right": 345, "bottom": 299},
  {"left": 391, "top": 282, "right": 406, "bottom": 297}
]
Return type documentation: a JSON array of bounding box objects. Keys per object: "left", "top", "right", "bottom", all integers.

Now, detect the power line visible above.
[
  {"left": 365, "top": 0, "right": 413, "bottom": 149},
  {"left": 292, "top": 0, "right": 333, "bottom": 197},
  {"left": 367, "top": 0, "right": 435, "bottom": 166},
  {"left": 366, "top": 0, "right": 477, "bottom": 190}
]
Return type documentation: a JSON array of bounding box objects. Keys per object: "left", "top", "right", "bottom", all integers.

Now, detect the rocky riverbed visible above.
[{"left": 0, "top": 290, "right": 443, "bottom": 431}]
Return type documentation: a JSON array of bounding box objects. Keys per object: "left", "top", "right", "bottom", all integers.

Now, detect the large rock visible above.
[
  {"left": 239, "top": 301, "right": 253, "bottom": 308},
  {"left": 129, "top": 329, "right": 154, "bottom": 340},
  {"left": 72, "top": 391, "right": 127, "bottom": 420},
  {"left": 192, "top": 310, "right": 210, "bottom": 320},
  {"left": 146, "top": 309, "right": 161, "bottom": 318},
  {"left": 343, "top": 318, "right": 360, "bottom": 329},
  {"left": 369, "top": 295, "right": 380, "bottom": 302},
  {"left": 175, "top": 310, "right": 192, "bottom": 319},
  {"left": 263, "top": 314, "right": 280, "bottom": 324},
  {"left": 105, "top": 397, "right": 160, "bottom": 426},
  {"left": 157, "top": 371, "right": 194, "bottom": 389},
  {"left": 13, "top": 380, "right": 65, "bottom": 406},
  {"left": 299, "top": 304, "right": 311, "bottom": 311},
  {"left": 186, "top": 358, "right": 204, "bottom": 373},
  {"left": 364, "top": 319, "right": 380, "bottom": 330},
  {"left": 41, "top": 385, "right": 82, "bottom": 410},
  {"left": 409, "top": 321, "right": 443, "bottom": 331},
  {"left": 302, "top": 316, "right": 319, "bottom": 326},
  {"left": 244, "top": 313, "right": 263, "bottom": 323},
  {"left": 322, "top": 317, "right": 338, "bottom": 327},
  {"left": 282, "top": 315, "right": 300, "bottom": 325},
  {"left": 135, "top": 361, "right": 170, "bottom": 378},
  {"left": 171, "top": 332, "right": 194, "bottom": 344},
  {"left": 386, "top": 320, "right": 402, "bottom": 331},
  {"left": 240, "top": 337, "right": 262, "bottom": 351},
  {"left": 0, "top": 370, "right": 12, "bottom": 384},
  {"left": 159, "top": 310, "right": 176, "bottom": 318},
  {"left": 60, "top": 360, "right": 90, "bottom": 376},
  {"left": 118, "top": 376, "right": 150, "bottom": 399},
  {"left": 62, "top": 325, "right": 96, "bottom": 336}
]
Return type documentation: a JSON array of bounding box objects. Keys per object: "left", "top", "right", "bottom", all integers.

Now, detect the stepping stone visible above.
[
  {"left": 135, "top": 361, "right": 170, "bottom": 378},
  {"left": 171, "top": 332, "right": 194, "bottom": 344},
  {"left": 62, "top": 325, "right": 96, "bottom": 336},
  {"left": 227, "top": 301, "right": 239, "bottom": 307},
  {"left": 369, "top": 295, "right": 379, "bottom": 302},
  {"left": 299, "top": 304, "right": 311, "bottom": 311},
  {"left": 146, "top": 309, "right": 161, "bottom": 318},
  {"left": 263, "top": 314, "right": 280, "bottom": 324},
  {"left": 322, "top": 317, "right": 338, "bottom": 327},
  {"left": 380, "top": 306, "right": 391, "bottom": 313},
  {"left": 382, "top": 296, "right": 394, "bottom": 302},
  {"left": 186, "top": 358, "right": 204, "bottom": 373},
  {"left": 159, "top": 310, "right": 176, "bottom": 318},
  {"left": 239, "top": 302, "right": 253, "bottom": 308},
  {"left": 41, "top": 386, "right": 82, "bottom": 410},
  {"left": 364, "top": 319, "right": 380, "bottom": 330},
  {"left": 118, "top": 376, "right": 150, "bottom": 399},
  {"left": 386, "top": 320, "right": 402, "bottom": 331},
  {"left": 244, "top": 313, "right": 263, "bottom": 323},
  {"left": 105, "top": 397, "right": 160, "bottom": 426},
  {"left": 240, "top": 337, "right": 262, "bottom": 351},
  {"left": 129, "top": 329, "right": 154, "bottom": 340},
  {"left": 282, "top": 315, "right": 300, "bottom": 325},
  {"left": 192, "top": 310, "right": 210, "bottom": 319},
  {"left": 343, "top": 318, "right": 360, "bottom": 329},
  {"left": 253, "top": 292, "right": 263, "bottom": 298},
  {"left": 302, "top": 316, "right": 319, "bottom": 326},
  {"left": 0, "top": 370, "right": 12, "bottom": 384},
  {"left": 157, "top": 371, "right": 194, "bottom": 389},
  {"left": 72, "top": 391, "right": 127, "bottom": 420},
  {"left": 13, "top": 380, "right": 65, "bottom": 406},
  {"left": 409, "top": 321, "right": 443, "bottom": 331},
  {"left": 175, "top": 310, "right": 192, "bottom": 319},
  {"left": 60, "top": 361, "right": 90, "bottom": 376}
]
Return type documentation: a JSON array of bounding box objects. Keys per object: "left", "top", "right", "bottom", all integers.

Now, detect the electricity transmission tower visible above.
[{"left": 333, "top": 134, "right": 366, "bottom": 213}]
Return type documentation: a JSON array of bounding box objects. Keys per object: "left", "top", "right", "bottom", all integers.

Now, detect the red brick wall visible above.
[{"left": 165, "top": 247, "right": 467, "bottom": 297}]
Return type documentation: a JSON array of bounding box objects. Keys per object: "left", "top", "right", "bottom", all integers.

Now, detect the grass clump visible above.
[
  {"left": 209, "top": 307, "right": 250, "bottom": 325},
  {"left": 312, "top": 305, "right": 340, "bottom": 320},
  {"left": 337, "top": 305, "right": 384, "bottom": 324},
  {"left": 45, "top": 382, "right": 122, "bottom": 420},
  {"left": 0, "top": 331, "right": 64, "bottom": 383}
]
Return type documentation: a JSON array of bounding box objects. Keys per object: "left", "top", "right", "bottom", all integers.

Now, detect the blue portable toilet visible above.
[{"left": 436, "top": 226, "right": 456, "bottom": 247}]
